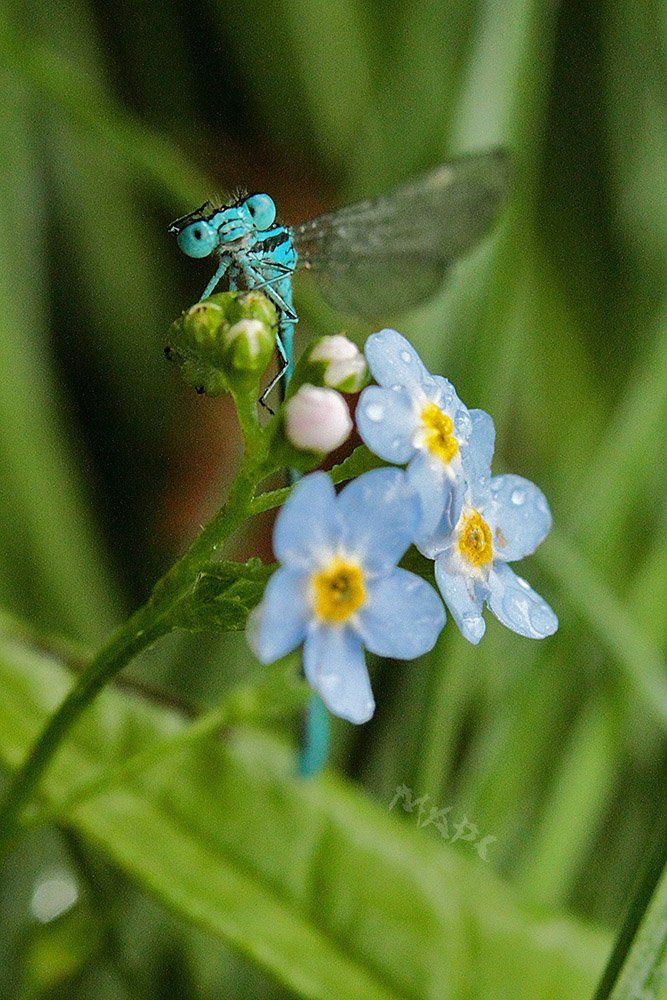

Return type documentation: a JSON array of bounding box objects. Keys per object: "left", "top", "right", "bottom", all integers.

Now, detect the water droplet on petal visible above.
[
  {"left": 401, "top": 351, "right": 412, "bottom": 363},
  {"left": 462, "top": 614, "right": 484, "bottom": 640},
  {"left": 365, "top": 403, "right": 384, "bottom": 422},
  {"left": 511, "top": 489, "right": 526, "bottom": 505},
  {"left": 529, "top": 603, "right": 555, "bottom": 635},
  {"left": 456, "top": 411, "right": 472, "bottom": 437}
]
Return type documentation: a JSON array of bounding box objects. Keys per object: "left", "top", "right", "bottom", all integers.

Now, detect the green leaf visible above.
[
  {"left": 593, "top": 838, "right": 667, "bottom": 1000},
  {"left": 168, "top": 559, "right": 274, "bottom": 634},
  {"left": 0, "top": 636, "right": 609, "bottom": 1000},
  {"left": 250, "top": 446, "right": 385, "bottom": 516}
]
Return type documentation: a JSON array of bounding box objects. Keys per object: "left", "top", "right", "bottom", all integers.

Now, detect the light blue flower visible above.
[
  {"left": 430, "top": 462, "right": 558, "bottom": 644},
  {"left": 356, "top": 329, "right": 492, "bottom": 551},
  {"left": 248, "top": 468, "right": 446, "bottom": 723}
]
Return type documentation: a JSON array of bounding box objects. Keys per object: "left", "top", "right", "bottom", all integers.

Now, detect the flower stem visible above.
[{"left": 0, "top": 451, "right": 262, "bottom": 863}]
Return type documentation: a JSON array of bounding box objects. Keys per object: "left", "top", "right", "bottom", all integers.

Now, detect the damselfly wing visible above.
[{"left": 290, "top": 148, "right": 511, "bottom": 318}]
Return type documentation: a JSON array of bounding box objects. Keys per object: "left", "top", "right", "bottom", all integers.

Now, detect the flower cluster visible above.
[{"left": 249, "top": 329, "right": 557, "bottom": 724}]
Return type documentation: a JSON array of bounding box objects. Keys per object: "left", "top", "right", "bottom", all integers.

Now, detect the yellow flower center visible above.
[
  {"left": 457, "top": 510, "right": 493, "bottom": 567},
  {"left": 421, "top": 403, "right": 459, "bottom": 465},
  {"left": 311, "top": 558, "right": 365, "bottom": 623}
]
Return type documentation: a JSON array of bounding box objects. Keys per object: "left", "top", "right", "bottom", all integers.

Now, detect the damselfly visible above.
[{"left": 168, "top": 149, "right": 510, "bottom": 403}]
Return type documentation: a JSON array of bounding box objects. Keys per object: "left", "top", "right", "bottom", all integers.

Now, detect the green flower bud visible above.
[
  {"left": 222, "top": 318, "right": 275, "bottom": 375},
  {"left": 164, "top": 291, "right": 278, "bottom": 397},
  {"left": 223, "top": 289, "right": 277, "bottom": 330}
]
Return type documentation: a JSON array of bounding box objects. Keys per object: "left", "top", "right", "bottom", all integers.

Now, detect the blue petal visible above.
[
  {"left": 429, "top": 375, "right": 466, "bottom": 420},
  {"left": 247, "top": 567, "right": 309, "bottom": 662},
  {"left": 465, "top": 409, "right": 494, "bottom": 504},
  {"left": 273, "top": 471, "right": 337, "bottom": 567},
  {"left": 487, "top": 562, "right": 558, "bottom": 639},
  {"left": 364, "top": 329, "right": 429, "bottom": 391},
  {"left": 488, "top": 474, "right": 552, "bottom": 562},
  {"left": 356, "top": 384, "right": 417, "bottom": 464},
  {"left": 337, "top": 467, "right": 418, "bottom": 574},
  {"left": 407, "top": 450, "right": 456, "bottom": 551},
  {"left": 356, "top": 568, "right": 445, "bottom": 658},
  {"left": 303, "top": 626, "right": 374, "bottom": 723},
  {"left": 434, "top": 557, "right": 486, "bottom": 644}
]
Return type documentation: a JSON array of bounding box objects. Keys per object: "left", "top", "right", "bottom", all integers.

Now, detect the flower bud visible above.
[
  {"left": 180, "top": 300, "right": 227, "bottom": 363},
  {"left": 284, "top": 384, "right": 353, "bottom": 454},
  {"left": 164, "top": 290, "right": 278, "bottom": 396},
  {"left": 309, "top": 335, "right": 368, "bottom": 392},
  {"left": 222, "top": 318, "right": 275, "bottom": 375},
  {"left": 220, "top": 289, "right": 278, "bottom": 333}
]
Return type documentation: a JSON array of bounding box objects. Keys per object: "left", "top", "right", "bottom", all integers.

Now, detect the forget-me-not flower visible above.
[
  {"left": 426, "top": 455, "right": 558, "bottom": 644},
  {"left": 248, "top": 468, "right": 446, "bottom": 723},
  {"left": 356, "top": 329, "right": 494, "bottom": 551}
]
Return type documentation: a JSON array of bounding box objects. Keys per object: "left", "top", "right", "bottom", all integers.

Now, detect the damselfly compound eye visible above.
[
  {"left": 244, "top": 193, "right": 276, "bottom": 230},
  {"left": 177, "top": 220, "right": 217, "bottom": 258}
]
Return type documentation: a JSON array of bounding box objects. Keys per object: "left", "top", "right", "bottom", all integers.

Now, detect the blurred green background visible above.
[{"left": 0, "top": 1, "right": 665, "bottom": 997}]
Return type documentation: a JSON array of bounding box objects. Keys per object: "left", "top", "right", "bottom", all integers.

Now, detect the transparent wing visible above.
[{"left": 291, "top": 149, "right": 511, "bottom": 319}]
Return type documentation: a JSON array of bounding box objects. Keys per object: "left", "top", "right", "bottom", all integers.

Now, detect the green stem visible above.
[{"left": 0, "top": 450, "right": 263, "bottom": 863}]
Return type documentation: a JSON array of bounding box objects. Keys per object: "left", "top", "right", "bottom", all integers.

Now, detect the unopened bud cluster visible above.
[
  {"left": 165, "top": 291, "right": 277, "bottom": 396},
  {"left": 166, "top": 299, "right": 368, "bottom": 469}
]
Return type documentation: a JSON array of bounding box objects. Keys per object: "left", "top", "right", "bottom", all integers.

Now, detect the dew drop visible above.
[
  {"left": 365, "top": 403, "right": 384, "bottom": 422},
  {"left": 456, "top": 411, "right": 472, "bottom": 436},
  {"left": 462, "top": 615, "right": 484, "bottom": 640},
  {"left": 401, "top": 351, "right": 412, "bottom": 363},
  {"left": 529, "top": 604, "right": 555, "bottom": 635},
  {"left": 511, "top": 489, "right": 526, "bottom": 505}
]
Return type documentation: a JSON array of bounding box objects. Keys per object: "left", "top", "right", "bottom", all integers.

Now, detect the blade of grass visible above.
[
  {"left": 593, "top": 818, "right": 667, "bottom": 1000},
  {"left": 0, "top": 30, "right": 209, "bottom": 206},
  {"left": 0, "top": 64, "right": 119, "bottom": 642},
  {"left": 515, "top": 697, "right": 619, "bottom": 908},
  {"left": 536, "top": 529, "right": 667, "bottom": 729}
]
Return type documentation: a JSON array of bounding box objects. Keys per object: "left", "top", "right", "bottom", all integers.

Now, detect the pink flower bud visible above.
[{"left": 285, "top": 384, "right": 353, "bottom": 453}]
